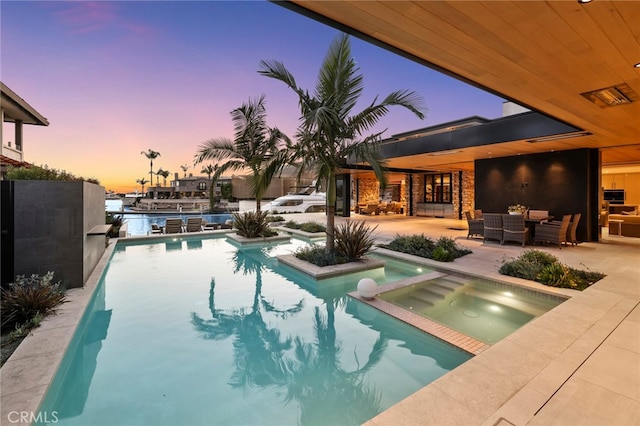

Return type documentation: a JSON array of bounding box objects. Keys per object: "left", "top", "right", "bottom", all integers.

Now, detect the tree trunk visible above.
[
  {"left": 209, "top": 180, "right": 216, "bottom": 213},
  {"left": 326, "top": 173, "right": 336, "bottom": 251}
]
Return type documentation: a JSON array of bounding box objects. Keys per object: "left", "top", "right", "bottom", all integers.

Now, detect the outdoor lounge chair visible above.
[
  {"left": 359, "top": 204, "right": 380, "bottom": 215},
  {"left": 164, "top": 218, "right": 184, "bottom": 234},
  {"left": 465, "top": 211, "right": 484, "bottom": 239},
  {"left": 501, "top": 213, "right": 530, "bottom": 247},
  {"left": 150, "top": 224, "right": 163, "bottom": 234},
  {"left": 534, "top": 215, "right": 571, "bottom": 248},
  {"left": 567, "top": 213, "right": 581, "bottom": 246},
  {"left": 220, "top": 219, "right": 234, "bottom": 229},
  {"left": 203, "top": 222, "right": 220, "bottom": 231},
  {"left": 382, "top": 202, "right": 398, "bottom": 214},
  {"left": 483, "top": 213, "right": 503, "bottom": 243},
  {"left": 186, "top": 217, "right": 204, "bottom": 232}
]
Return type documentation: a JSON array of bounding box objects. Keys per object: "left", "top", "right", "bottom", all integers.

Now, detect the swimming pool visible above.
[
  {"left": 36, "top": 235, "right": 471, "bottom": 426},
  {"left": 377, "top": 274, "right": 566, "bottom": 344}
]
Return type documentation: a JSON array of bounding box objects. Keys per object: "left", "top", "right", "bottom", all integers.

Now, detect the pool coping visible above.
[{"left": 277, "top": 254, "right": 386, "bottom": 279}]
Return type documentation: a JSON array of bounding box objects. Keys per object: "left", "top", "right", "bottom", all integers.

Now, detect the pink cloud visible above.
[
  {"left": 53, "top": 1, "right": 117, "bottom": 34},
  {"left": 51, "top": 1, "right": 154, "bottom": 38}
]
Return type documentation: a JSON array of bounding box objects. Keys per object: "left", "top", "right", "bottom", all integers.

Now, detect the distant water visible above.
[{"left": 105, "top": 199, "right": 231, "bottom": 236}]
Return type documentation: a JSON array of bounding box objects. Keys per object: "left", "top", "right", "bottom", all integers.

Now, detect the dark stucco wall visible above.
[
  {"left": 8, "top": 181, "right": 106, "bottom": 288},
  {"left": 475, "top": 148, "right": 600, "bottom": 242}
]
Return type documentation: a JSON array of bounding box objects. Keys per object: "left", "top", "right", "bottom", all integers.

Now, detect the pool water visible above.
[
  {"left": 36, "top": 236, "right": 470, "bottom": 426},
  {"left": 378, "top": 275, "right": 566, "bottom": 344}
]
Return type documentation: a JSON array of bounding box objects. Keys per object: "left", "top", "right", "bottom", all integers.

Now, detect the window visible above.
[
  {"left": 198, "top": 182, "right": 207, "bottom": 190},
  {"left": 424, "top": 173, "right": 452, "bottom": 203}
]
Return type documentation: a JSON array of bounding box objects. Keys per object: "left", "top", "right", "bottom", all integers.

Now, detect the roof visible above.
[
  {"left": 0, "top": 155, "right": 32, "bottom": 168},
  {"left": 283, "top": 1, "right": 640, "bottom": 169},
  {"left": 1, "top": 82, "right": 49, "bottom": 126}
]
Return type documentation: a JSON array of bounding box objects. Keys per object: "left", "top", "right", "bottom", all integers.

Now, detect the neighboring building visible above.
[
  {"left": 0, "top": 81, "right": 49, "bottom": 178},
  {"left": 147, "top": 173, "right": 232, "bottom": 199}
]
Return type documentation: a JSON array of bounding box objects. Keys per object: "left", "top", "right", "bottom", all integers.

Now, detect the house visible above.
[
  {"left": 282, "top": 2, "right": 640, "bottom": 243},
  {"left": 0, "top": 81, "right": 49, "bottom": 178}
]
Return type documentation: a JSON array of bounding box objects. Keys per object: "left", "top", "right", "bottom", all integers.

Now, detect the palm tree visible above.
[
  {"left": 180, "top": 164, "right": 189, "bottom": 177},
  {"left": 156, "top": 168, "right": 170, "bottom": 186},
  {"left": 136, "top": 177, "right": 149, "bottom": 196},
  {"left": 194, "top": 95, "right": 290, "bottom": 212},
  {"left": 201, "top": 164, "right": 215, "bottom": 180},
  {"left": 201, "top": 163, "right": 219, "bottom": 212},
  {"left": 141, "top": 149, "right": 161, "bottom": 186},
  {"left": 259, "top": 33, "right": 426, "bottom": 250}
]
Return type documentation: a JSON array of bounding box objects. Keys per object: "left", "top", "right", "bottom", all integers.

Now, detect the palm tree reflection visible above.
[{"left": 191, "top": 246, "right": 387, "bottom": 424}]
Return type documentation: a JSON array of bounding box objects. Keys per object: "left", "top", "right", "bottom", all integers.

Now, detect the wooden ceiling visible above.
[{"left": 285, "top": 0, "right": 640, "bottom": 171}]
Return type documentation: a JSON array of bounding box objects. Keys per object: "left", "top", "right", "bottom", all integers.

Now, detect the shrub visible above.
[
  {"left": 382, "top": 234, "right": 435, "bottom": 258},
  {"left": 5, "top": 164, "right": 99, "bottom": 184},
  {"left": 1, "top": 272, "right": 66, "bottom": 332},
  {"left": 294, "top": 245, "right": 348, "bottom": 267},
  {"left": 537, "top": 263, "right": 576, "bottom": 289},
  {"left": 232, "top": 211, "right": 277, "bottom": 238},
  {"left": 284, "top": 220, "right": 301, "bottom": 229},
  {"left": 283, "top": 221, "right": 326, "bottom": 233},
  {"left": 499, "top": 249, "right": 557, "bottom": 280},
  {"left": 299, "top": 222, "right": 326, "bottom": 233},
  {"left": 266, "top": 215, "right": 285, "bottom": 223},
  {"left": 432, "top": 246, "right": 454, "bottom": 262},
  {"left": 334, "top": 220, "right": 377, "bottom": 261},
  {"left": 568, "top": 267, "right": 606, "bottom": 288},
  {"left": 381, "top": 234, "right": 471, "bottom": 262},
  {"left": 106, "top": 212, "right": 125, "bottom": 237},
  {"left": 518, "top": 249, "right": 558, "bottom": 266},
  {"left": 435, "top": 236, "right": 472, "bottom": 260},
  {"left": 499, "top": 249, "right": 605, "bottom": 290}
]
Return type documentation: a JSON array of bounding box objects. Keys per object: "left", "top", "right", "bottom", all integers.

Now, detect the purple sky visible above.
[{"left": 2, "top": 1, "right": 503, "bottom": 192}]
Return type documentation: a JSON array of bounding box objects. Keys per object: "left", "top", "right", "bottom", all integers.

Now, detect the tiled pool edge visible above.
[{"left": 0, "top": 239, "right": 117, "bottom": 425}]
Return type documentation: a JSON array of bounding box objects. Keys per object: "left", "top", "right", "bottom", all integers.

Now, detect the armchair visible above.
[
  {"left": 464, "top": 211, "right": 484, "bottom": 239},
  {"left": 534, "top": 215, "right": 571, "bottom": 248},
  {"left": 483, "top": 213, "right": 503, "bottom": 243},
  {"left": 502, "top": 214, "right": 530, "bottom": 247}
]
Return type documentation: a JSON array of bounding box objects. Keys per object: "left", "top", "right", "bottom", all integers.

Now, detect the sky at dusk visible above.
[{"left": 2, "top": 1, "right": 504, "bottom": 193}]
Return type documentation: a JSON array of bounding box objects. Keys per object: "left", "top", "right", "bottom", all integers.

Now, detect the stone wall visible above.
[{"left": 1, "top": 181, "right": 107, "bottom": 288}]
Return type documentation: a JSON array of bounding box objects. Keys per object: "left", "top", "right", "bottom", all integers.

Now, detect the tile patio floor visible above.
[{"left": 1, "top": 213, "right": 638, "bottom": 425}]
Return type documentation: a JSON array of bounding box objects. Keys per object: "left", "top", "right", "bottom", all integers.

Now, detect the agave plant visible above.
[
  {"left": 334, "top": 220, "right": 377, "bottom": 261},
  {"left": 1, "top": 272, "right": 66, "bottom": 331},
  {"left": 232, "top": 210, "right": 277, "bottom": 238}
]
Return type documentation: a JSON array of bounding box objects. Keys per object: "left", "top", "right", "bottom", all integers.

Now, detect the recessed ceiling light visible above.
[
  {"left": 527, "top": 131, "right": 592, "bottom": 143},
  {"left": 577, "top": 0, "right": 593, "bottom": 3},
  {"left": 635, "top": 63, "right": 640, "bottom": 68},
  {"left": 427, "top": 149, "right": 462, "bottom": 157}
]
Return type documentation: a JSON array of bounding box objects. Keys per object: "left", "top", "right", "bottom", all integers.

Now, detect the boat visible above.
[
  {"left": 105, "top": 191, "right": 122, "bottom": 200},
  {"left": 261, "top": 186, "right": 326, "bottom": 214},
  {"left": 122, "top": 191, "right": 143, "bottom": 206}
]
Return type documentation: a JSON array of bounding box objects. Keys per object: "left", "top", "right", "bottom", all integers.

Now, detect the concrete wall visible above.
[{"left": 4, "top": 181, "right": 106, "bottom": 288}]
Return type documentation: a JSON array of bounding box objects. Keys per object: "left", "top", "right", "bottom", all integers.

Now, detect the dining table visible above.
[{"left": 525, "top": 215, "right": 554, "bottom": 239}]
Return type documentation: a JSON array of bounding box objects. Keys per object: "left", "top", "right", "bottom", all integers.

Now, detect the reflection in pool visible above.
[{"left": 36, "top": 236, "right": 471, "bottom": 426}]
